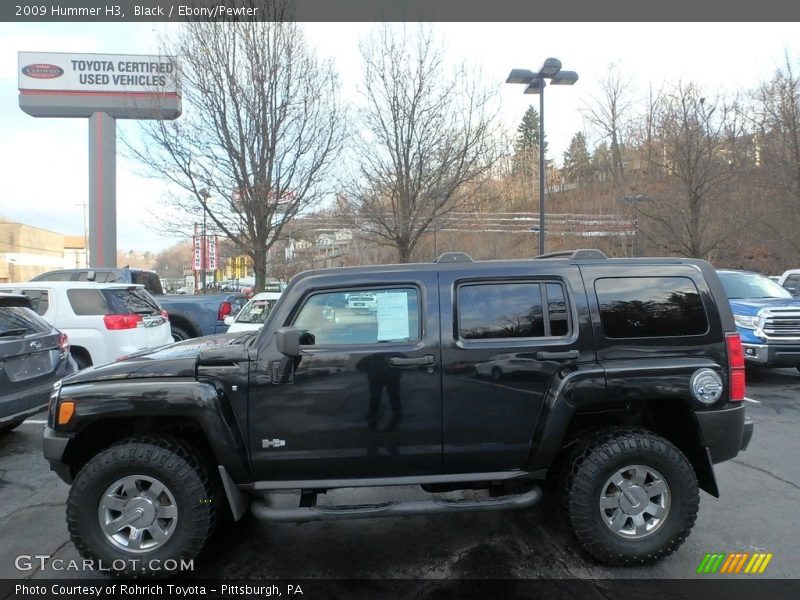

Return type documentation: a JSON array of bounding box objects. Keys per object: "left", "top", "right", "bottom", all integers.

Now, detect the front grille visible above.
[{"left": 762, "top": 308, "right": 800, "bottom": 339}]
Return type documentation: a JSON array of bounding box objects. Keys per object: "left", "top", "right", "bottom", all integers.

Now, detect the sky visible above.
[{"left": 1, "top": 22, "right": 799, "bottom": 253}]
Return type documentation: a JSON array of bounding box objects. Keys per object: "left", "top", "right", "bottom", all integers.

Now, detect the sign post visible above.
[{"left": 18, "top": 51, "right": 181, "bottom": 268}]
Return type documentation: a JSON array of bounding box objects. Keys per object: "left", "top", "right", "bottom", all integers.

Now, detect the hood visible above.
[
  {"left": 729, "top": 297, "right": 800, "bottom": 315},
  {"left": 63, "top": 331, "right": 257, "bottom": 384}
]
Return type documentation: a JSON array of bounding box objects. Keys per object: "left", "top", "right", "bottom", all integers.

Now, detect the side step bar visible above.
[{"left": 250, "top": 486, "right": 542, "bottom": 522}]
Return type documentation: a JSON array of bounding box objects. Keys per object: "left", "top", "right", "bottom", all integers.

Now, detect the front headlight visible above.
[{"left": 734, "top": 314, "right": 760, "bottom": 330}]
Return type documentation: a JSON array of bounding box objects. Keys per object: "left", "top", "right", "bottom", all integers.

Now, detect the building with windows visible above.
[{"left": 0, "top": 221, "right": 86, "bottom": 283}]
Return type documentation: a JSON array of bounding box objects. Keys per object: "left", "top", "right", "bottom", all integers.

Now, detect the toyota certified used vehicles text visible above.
[
  {"left": 0, "top": 282, "right": 172, "bottom": 369},
  {"left": 717, "top": 269, "right": 800, "bottom": 369},
  {"left": 0, "top": 293, "right": 74, "bottom": 433},
  {"left": 43, "top": 251, "right": 752, "bottom": 577}
]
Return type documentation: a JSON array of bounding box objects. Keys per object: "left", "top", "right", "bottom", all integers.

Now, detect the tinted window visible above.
[
  {"left": 67, "top": 289, "right": 110, "bottom": 315},
  {"left": 106, "top": 288, "right": 162, "bottom": 315},
  {"left": 132, "top": 271, "right": 164, "bottom": 295},
  {"left": 22, "top": 289, "right": 49, "bottom": 315},
  {"left": 33, "top": 271, "right": 73, "bottom": 282},
  {"left": 595, "top": 277, "right": 708, "bottom": 338},
  {"left": 784, "top": 274, "right": 800, "bottom": 292},
  {"left": 77, "top": 271, "right": 116, "bottom": 283},
  {"left": 293, "top": 288, "right": 420, "bottom": 346},
  {"left": 547, "top": 283, "right": 569, "bottom": 336},
  {"left": 459, "top": 282, "right": 548, "bottom": 340},
  {"left": 0, "top": 306, "right": 50, "bottom": 335}
]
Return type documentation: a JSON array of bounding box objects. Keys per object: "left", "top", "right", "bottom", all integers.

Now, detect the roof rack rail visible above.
[
  {"left": 433, "top": 252, "right": 474, "bottom": 263},
  {"left": 533, "top": 249, "right": 608, "bottom": 260}
]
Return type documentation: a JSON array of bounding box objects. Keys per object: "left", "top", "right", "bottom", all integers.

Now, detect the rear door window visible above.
[{"left": 457, "top": 281, "right": 571, "bottom": 340}]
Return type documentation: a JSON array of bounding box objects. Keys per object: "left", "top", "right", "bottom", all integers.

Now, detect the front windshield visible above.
[
  {"left": 235, "top": 298, "right": 278, "bottom": 324},
  {"left": 718, "top": 271, "right": 792, "bottom": 299}
]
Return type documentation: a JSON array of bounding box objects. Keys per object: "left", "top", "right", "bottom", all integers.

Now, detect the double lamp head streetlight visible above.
[{"left": 506, "top": 58, "right": 578, "bottom": 255}]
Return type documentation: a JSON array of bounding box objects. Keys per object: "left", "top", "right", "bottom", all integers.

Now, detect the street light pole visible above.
[
  {"left": 506, "top": 59, "right": 578, "bottom": 255},
  {"left": 538, "top": 86, "right": 545, "bottom": 256}
]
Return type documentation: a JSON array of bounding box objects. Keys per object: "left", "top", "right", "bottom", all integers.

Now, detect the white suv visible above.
[
  {"left": 0, "top": 282, "right": 172, "bottom": 369},
  {"left": 778, "top": 269, "right": 800, "bottom": 296}
]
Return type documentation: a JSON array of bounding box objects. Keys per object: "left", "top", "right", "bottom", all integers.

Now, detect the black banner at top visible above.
[{"left": 2, "top": 0, "right": 800, "bottom": 22}]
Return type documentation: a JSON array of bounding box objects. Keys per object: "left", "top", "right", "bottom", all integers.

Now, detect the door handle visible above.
[
  {"left": 535, "top": 350, "right": 579, "bottom": 361},
  {"left": 389, "top": 355, "right": 435, "bottom": 367}
]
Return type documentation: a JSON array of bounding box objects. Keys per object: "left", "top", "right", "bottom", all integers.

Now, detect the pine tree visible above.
[
  {"left": 512, "top": 106, "right": 548, "bottom": 175},
  {"left": 562, "top": 132, "right": 593, "bottom": 184}
]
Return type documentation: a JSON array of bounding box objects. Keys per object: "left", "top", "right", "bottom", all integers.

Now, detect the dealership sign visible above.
[
  {"left": 18, "top": 51, "right": 181, "bottom": 270},
  {"left": 18, "top": 52, "right": 178, "bottom": 94}
]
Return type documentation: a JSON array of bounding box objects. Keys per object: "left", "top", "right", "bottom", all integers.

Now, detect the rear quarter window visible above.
[
  {"left": 595, "top": 276, "right": 708, "bottom": 338},
  {"left": 67, "top": 289, "right": 110, "bottom": 315}
]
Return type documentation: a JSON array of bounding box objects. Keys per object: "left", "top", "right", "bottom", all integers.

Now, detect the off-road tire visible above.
[
  {"left": 562, "top": 428, "right": 699, "bottom": 566},
  {"left": 67, "top": 436, "right": 216, "bottom": 578}
]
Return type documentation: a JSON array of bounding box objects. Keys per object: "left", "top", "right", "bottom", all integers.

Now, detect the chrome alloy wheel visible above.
[
  {"left": 98, "top": 475, "right": 178, "bottom": 553},
  {"left": 599, "top": 464, "right": 671, "bottom": 539}
]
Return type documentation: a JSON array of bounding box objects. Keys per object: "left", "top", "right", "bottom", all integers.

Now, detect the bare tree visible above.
[
  {"left": 637, "top": 83, "right": 744, "bottom": 260},
  {"left": 128, "top": 15, "right": 346, "bottom": 291},
  {"left": 341, "top": 26, "right": 500, "bottom": 263},
  {"left": 582, "top": 63, "right": 634, "bottom": 188},
  {"left": 756, "top": 55, "right": 800, "bottom": 201}
]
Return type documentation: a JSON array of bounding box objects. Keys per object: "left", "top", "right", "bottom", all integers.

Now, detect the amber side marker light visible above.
[{"left": 57, "top": 401, "right": 75, "bottom": 425}]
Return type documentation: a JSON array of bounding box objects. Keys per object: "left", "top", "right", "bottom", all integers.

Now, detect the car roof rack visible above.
[
  {"left": 433, "top": 252, "right": 474, "bottom": 263},
  {"left": 533, "top": 249, "right": 608, "bottom": 260}
]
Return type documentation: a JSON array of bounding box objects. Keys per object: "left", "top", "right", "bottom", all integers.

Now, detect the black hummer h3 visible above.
[{"left": 43, "top": 250, "right": 753, "bottom": 577}]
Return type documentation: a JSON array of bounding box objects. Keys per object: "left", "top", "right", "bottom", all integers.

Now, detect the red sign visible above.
[{"left": 21, "top": 64, "right": 64, "bottom": 79}]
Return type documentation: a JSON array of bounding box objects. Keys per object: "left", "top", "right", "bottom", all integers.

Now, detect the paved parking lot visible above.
[{"left": 1, "top": 368, "right": 797, "bottom": 581}]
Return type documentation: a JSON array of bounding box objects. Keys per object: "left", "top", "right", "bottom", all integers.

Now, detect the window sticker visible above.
[{"left": 376, "top": 292, "right": 410, "bottom": 341}]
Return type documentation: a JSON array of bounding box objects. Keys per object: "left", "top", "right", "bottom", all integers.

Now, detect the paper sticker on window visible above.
[{"left": 377, "top": 292, "right": 410, "bottom": 341}]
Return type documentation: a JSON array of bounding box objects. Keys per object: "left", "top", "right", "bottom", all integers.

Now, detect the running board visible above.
[{"left": 250, "top": 486, "right": 542, "bottom": 522}]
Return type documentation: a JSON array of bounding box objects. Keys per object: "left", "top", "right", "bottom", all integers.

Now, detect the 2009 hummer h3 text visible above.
[{"left": 43, "top": 250, "right": 754, "bottom": 577}]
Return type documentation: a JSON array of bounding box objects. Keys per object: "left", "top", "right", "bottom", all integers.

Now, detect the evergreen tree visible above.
[
  {"left": 512, "top": 106, "right": 548, "bottom": 174},
  {"left": 562, "top": 132, "right": 593, "bottom": 184}
]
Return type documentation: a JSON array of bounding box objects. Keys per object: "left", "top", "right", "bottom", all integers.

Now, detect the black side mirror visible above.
[{"left": 275, "top": 327, "right": 302, "bottom": 357}]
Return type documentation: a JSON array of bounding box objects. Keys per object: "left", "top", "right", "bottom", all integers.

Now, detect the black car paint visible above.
[
  {"left": 44, "top": 257, "right": 747, "bottom": 499},
  {"left": 1, "top": 294, "right": 74, "bottom": 426}
]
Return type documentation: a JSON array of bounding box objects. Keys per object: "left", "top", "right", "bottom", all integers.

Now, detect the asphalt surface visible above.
[{"left": 0, "top": 367, "right": 798, "bottom": 582}]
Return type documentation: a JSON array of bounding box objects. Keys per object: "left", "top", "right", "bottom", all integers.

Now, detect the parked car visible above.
[
  {"left": 0, "top": 282, "right": 172, "bottom": 369},
  {"left": 225, "top": 292, "right": 282, "bottom": 333},
  {"left": 29, "top": 268, "right": 245, "bottom": 341},
  {"left": 346, "top": 292, "right": 378, "bottom": 313},
  {"left": 717, "top": 269, "right": 800, "bottom": 369},
  {"left": 44, "top": 249, "right": 752, "bottom": 577},
  {"left": 0, "top": 293, "right": 74, "bottom": 433},
  {"left": 777, "top": 268, "right": 800, "bottom": 297}
]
